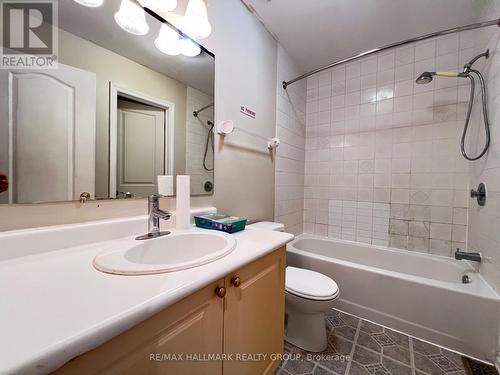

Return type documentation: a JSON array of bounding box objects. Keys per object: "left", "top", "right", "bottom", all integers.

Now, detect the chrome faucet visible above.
[
  {"left": 455, "top": 249, "right": 482, "bottom": 263},
  {"left": 136, "top": 194, "right": 172, "bottom": 240}
]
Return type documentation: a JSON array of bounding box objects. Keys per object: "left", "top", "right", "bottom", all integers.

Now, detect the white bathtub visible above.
[{"left": 287, "top": 234, "right": 500, "bottom": 363}]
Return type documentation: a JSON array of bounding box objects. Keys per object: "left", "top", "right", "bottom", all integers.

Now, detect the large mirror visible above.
[{"left": 0, "top": 0, "right": 215, "bottom": 204}]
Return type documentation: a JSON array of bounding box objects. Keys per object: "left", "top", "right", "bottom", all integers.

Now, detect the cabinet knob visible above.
[
  {"left": 79, "top": 192, "right": 91, "bottom": 203},
  {"left": 215, "top": 286, "right": 226, "bottom": 298},
  {"left": 231, "top": 276, "right": 241, "bottom": 287}
]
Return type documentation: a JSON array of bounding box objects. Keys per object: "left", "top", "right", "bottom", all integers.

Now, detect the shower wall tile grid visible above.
[
  {"left": 275, "top": 44, "right": 308, "bottom": 235},
  {"left": 186, "top": 87, "right": 214, "bottom": 195},
  {"left": 302, "top": 31, "right": 477, "bottom": 256}
]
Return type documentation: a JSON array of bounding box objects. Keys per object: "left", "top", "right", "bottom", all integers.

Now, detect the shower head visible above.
[
  {"left": 416, "top": 72, "right": 434, "bottom": 84},
  {"left": 416, "top": 71, "right": 463, "bottom": 84}
]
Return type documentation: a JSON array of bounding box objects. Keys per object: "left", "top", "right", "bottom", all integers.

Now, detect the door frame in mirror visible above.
[{"left": 109, "top": 83, "right": 175, "bottom": 199}]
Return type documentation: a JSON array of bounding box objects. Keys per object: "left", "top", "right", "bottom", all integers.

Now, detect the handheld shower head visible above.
[
  {"left": 416, "top": 71, "right": 463, "bottom": 84},
  {"left": 416, "top": 72, "right": 434, "bottom": 84},
  {"left": 415, "top": 50, "right": 491, "bottom": 161}
]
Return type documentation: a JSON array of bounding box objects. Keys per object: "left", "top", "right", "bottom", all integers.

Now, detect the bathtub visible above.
[{"left": 287, "top": 234, "right": 500, "bottom": 363}]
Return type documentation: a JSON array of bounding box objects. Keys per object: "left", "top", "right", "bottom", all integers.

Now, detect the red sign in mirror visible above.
[{"left": 0, "top": 174, "right": 7, "bottom": 193}]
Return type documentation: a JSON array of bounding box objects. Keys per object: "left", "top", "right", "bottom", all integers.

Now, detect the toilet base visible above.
[{"left": 285, "top": 309, "right": 328, "bottom": 352}]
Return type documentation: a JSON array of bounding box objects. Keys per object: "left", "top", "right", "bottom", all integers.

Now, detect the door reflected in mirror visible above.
[{"left": 115, "top": 98, "right": 168, "bottom": 200}]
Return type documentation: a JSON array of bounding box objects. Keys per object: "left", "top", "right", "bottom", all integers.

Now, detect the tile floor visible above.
[{"left": 277, "top": 309, "right": 498, "bottom": 375}]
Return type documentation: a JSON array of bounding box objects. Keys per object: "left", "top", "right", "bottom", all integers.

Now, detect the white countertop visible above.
[{"left": 0, "top": 225, "right": 293, "bottom": 374}]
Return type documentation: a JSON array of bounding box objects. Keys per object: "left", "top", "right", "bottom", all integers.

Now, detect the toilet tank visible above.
[{"left": 248, "top": 221, "right": 285, "bottom": 232}]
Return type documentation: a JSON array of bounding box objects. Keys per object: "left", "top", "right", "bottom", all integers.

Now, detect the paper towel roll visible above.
[
  {"left": 176, "top": 175, "right": 191, "bottom": 229},
  {"left": 157, "top": 175, "right": 174, "bottom": 196}
]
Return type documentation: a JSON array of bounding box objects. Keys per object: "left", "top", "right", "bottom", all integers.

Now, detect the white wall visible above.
[
  {"left": 0, "top": 0, "right": 278, "bottom": 231},
  {"left": 303, "top": 31, "right": 476, "bottom": 255},
  {"left": 274, "top": 45, "right": 306, "bottom": 235},
  {"left": 202, "top": 0, "right": 278, "bottom": 222}
]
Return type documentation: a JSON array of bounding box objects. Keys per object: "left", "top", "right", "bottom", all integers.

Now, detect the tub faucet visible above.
[
  {"left": 455, "top": 249, "right": 481, "bottom": 263},
  {"left": 136, "top": 194, "right": 172, "bottom": 240}
]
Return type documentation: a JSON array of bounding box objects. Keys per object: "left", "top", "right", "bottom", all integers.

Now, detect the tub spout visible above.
[{"left": 455, "top": 249, "right": 481, "bottom": 263}]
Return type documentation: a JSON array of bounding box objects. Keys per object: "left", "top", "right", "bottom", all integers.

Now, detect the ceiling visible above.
[
  {"left": 245, "top": 0, "right": 493, "bottom": 73},
  {"left": 58, "top": 0, "right": 214, "bottom": 95}
]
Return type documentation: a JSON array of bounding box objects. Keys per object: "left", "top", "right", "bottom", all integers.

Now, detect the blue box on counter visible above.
[{"left": 194, "top": 214, "right": 247, "bottom": 233}]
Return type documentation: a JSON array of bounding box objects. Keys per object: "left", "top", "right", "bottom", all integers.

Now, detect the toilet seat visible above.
[{"left": 285, "top": 266, "right": 339, "bottom": 301}]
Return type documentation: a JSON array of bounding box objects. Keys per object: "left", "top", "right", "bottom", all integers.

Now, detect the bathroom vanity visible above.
[
  {"left": 0, "top": 215, "right": 293, "bottom": 374},
  {"left": 55, "top": 248, "right": 286, "bottom": 375}
]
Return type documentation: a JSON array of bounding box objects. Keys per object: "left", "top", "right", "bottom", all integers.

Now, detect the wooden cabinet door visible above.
[
  {"left": 54, "top": 279, "right": 224, "bottom": 375},
  {"left": 223, "top": 247, "right": 286, "bottom": 375}
]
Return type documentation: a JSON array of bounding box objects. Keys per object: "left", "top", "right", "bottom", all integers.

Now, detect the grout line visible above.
[
  {"left": 314, "top": 361, "right": 339, "bottom": 375},
  {"left": 280, "top": 357, "right": 288, "bottom": 372},
  {"left": 409, "top": 337, "right": 416, "bottom": 375},
  {"left": 344, "top": 317, "right": 362, "bottom": 375},
  {"left": 354, "top": 334, "right": 415, "bottom": 369}
]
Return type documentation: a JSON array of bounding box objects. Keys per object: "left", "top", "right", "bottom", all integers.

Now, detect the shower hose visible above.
[{"left": 461, "top": 69, "right": 491, "bottom": 161}]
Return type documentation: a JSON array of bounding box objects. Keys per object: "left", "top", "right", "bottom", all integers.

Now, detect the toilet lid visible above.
[
  {"left": 285, "top": 266, "right": 339, "bottom": 301},
  {"left": 248, "top": 221, "right": 285, "bottom": 231}
]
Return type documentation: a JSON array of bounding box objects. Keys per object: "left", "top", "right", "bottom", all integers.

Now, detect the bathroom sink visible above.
[{"left": 93, "top": 230, "right": 236, "bottom": 275}]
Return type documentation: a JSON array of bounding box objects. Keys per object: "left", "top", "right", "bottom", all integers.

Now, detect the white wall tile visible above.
[
  {"left": 274, "top": 45, "right": 307, "bottom": 235},
  {"left": 295, "top": 29, "right": 482, "bottom": 258}
]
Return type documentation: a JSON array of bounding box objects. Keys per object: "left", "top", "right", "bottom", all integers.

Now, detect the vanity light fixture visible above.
[
  {"left": 182, "top": 0, "right": 212, "bottom": 39},
  {"left": 180, "top": 37, "right": 201, "bottom": 57},
  {"left": 139, "top": 0, "right": 177, "bottom": 13},
  {"left": 114, "top": 0, "right": 150, "bottom": 35},
  {"left": 73, "top": 0, "right": 104, "bottom": 7},
  {"left": 154, "top": 24, "right": 181, "bottom": 55}
]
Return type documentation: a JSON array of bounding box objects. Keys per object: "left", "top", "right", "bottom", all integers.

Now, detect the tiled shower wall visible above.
[
  {"left": 302, "top": 31, "right": 482, "bottom": 256},
  {"left": 186, "top": 87, "right": 214, "bottom": 195},
  {"left": 274, "top": 45, "right": 307, "bottom": 235},
  {"left": 467, "top": 5, "right": 500, "bottom": 293}
]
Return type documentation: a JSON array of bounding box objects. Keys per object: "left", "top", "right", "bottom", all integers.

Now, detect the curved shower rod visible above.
[
  {"left": 193, "top": 103, "right": 214, "bottom": 117},
  {"left": 282, "top": 18, "right": 500, "bottom": 90}
]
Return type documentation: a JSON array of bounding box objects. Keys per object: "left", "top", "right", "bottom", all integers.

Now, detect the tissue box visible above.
[{"left": 194, "top": 214, "right": 247, "bottom": 233}]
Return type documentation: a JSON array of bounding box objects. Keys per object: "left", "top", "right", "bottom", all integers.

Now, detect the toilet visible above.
[
  {"left": 284, "top": 266, "right": 339, "bottom": 352},
  {"left": 248, "top": 222, "right": 340, "bottom": 352}
]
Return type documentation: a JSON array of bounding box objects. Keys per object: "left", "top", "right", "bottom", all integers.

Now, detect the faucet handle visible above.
[
  {"left": 79, "top": 192, "right": 91, "bottom": 203},
  {"left": 470, "top": 182, "right": 486, "bottom": 206},
  {"left": 149, "top": 194, "right": 160, "bottom": 206}
]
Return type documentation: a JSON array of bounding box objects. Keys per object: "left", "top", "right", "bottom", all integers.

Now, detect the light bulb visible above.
[
  {"left": 180, "top": 37, "right": 201, "bottom": 57},
  {"left": 139, "top": 0, "right": 177, "bottom": 12},
  {"left": 182, "top": 0, "right": 211, "bottom": 39},
  {"left": 114, "top": 0, "right": 150, "bottom": 35},
  {"left": 154, "top": 24, "right": 180, "bottom": 55},
  {"left": 73, "top": 0, "right": 104, "bottom": 7}
]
